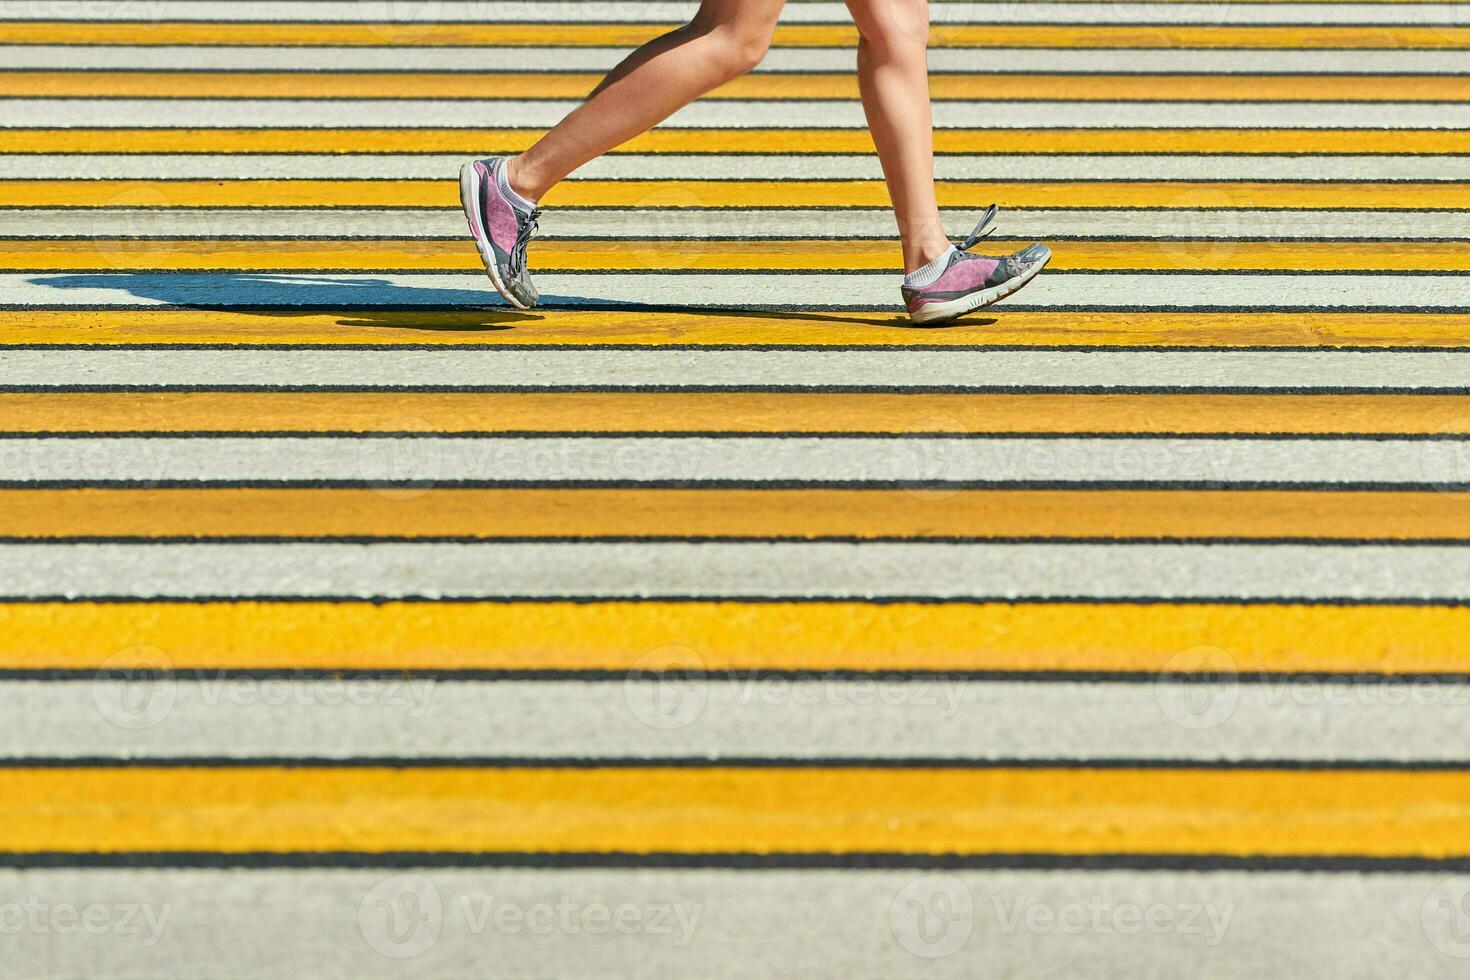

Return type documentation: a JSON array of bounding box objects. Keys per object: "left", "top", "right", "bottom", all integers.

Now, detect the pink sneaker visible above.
[
  {"left": 459, "top": 157, "right": 540, "bottom": 309},
  {"left": 901, "top": 207, "right": 1051, "bottom": 325}
]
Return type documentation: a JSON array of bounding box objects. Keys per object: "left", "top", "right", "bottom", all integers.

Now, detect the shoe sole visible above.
[
  {"left": 909, "top": 246, "right": 1052, "bottom": 325},
  {"left": 459, "top": 160, "right": 531, "bottom": 311}
]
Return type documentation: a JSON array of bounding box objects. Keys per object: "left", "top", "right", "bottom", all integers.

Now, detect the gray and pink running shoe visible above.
[
  {"left": 459, "top": 156, "right": 540, "bottom": 309},
  {"left": 902, "top": 206, "right": 1051, "bottom": 325}
]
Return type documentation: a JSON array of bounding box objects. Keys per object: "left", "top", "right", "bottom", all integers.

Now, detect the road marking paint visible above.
[
  {"left": 2, "top": 599, "right": 1466, "bottom": 672},
  {"left": 4, "top": 488, "right": 1470, "bottom": 541},
  {"left": 2, "top": 310, "right": 1465, "bottom": 348},
  {"left": 5, "top": 239, "right": 1469, "bottom": 273},
  {"left": 8, "top": 178, "right": 1466, "bottom": 210},
  {"left": 9, "top": 392, "right": 1470, "bottom": 434},
  {"left": 9, "top": 71, "right": 1470, "bottom": 102},
  {"left": 7, "top": 127, "right": 1470, "bottom": 154},
  {"left": 2, "top": 766, "right": 1469, "bottom": 856}
]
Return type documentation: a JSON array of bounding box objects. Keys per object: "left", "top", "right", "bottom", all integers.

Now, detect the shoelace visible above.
[
  {"left": 957, "top": 204, "right": 1000, "bottom": 252},
  {"left": 508, "top": 207, "right": 541, "bottom": 278}
]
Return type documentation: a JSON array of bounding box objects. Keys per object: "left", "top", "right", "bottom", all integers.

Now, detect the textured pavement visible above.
[{"left": 3, "top": 0, "right": 1470, "bottom": 976}]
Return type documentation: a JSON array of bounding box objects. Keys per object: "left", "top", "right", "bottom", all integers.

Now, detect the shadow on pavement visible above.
[{"left": 27, "top": 273, "right": 997, "bottom": 333}]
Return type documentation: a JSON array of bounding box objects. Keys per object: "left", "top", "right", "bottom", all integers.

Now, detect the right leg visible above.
[{"left": 507, "top": 0, "right": 788, "bottom": 202}]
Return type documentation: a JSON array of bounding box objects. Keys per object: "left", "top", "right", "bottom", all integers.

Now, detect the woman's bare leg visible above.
[
  {"left": 843, "top": 0, "right": 951, "bottom": 274},
  {"left": 506, "top": 0, "right": 788, "bottom": 202}
]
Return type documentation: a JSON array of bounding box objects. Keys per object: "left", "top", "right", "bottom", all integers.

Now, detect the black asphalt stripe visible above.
[
  {"left": 0, "top": 44, "right": 1448, "bottom": 53},
  {"left": 2, "top": 851, "right": 1468, "bottom": 872},
  {"left": 1, "top": 757, "right": 1468, "bottom": 771},
  {"left": 5, "top": 303, "right": 1469, "bottom": 314},
  {"left": 5, "top": 205, "right": 1468, "bottom": 215},
  {"left": 5, "top": 235, "right": 1470, "bottom": 243},
  {"left": 8, "top": 267, "right": 1469, "bottom": 277},
  {"left": 30, "top": 97, "right": 1470, "bottom": 105},
  {"left": 3, "top": 343, "right": 1468, "bottom": 354},
  {"left": 9, "top": 536, "right": 1470, "bottom": 547},
  {"left": 8, "top": 346, "right": 1470, "bottom": 358},
  {"left": 1, "top": 478, "right": 1466, "bottom": 491},
  {"left": 5, "top": 19, "right": 1465, "bottom": 28},
  {"left": 23, "top": 667, "right": 1470, "bottom": 683},
  {"left": 6, "top": 430, "right": 1469, "bottom": 441},
  {"left": 5, "top": 593, "right": 1470, "bottom": 608},
  {"left": 0, "top": 124, "right": 1458, "bottom": 132},
  {"left": 4, "top": 150, "right": 1470, "bottom": 157},
  {"left": 3, "top": 147, "right": 1468, "bottom": 163},
  {"left": 3, "top": 385, "right": 1468, "bottom": 396},
  {"left": 7, "top": 175, "right": 1470, "bottom": 184},
  {"left": 8, "top": 67, "right": 1470, "bottom": 80}
]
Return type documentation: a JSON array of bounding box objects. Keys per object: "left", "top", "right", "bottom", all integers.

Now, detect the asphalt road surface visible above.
[{"left": 3, "top": 0, "right": 1470, "bottom": 976}]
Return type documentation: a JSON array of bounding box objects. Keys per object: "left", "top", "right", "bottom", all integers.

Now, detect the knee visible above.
[
  {"left": 729, "top": 27, "right": 775, "bottom": 74},
  {"left": 704, "top": 22, "right": 776, "bottom": 78},
  {"left": 855, "top": 4, "right": 929, "bottom": 61}
]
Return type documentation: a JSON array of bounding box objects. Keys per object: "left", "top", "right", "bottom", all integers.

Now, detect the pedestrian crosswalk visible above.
[{"left": 3, "top": 0, "right": 1470, "bottom": 974}]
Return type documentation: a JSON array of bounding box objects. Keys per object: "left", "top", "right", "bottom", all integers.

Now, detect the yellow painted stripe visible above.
[
  {"left": 5, "top": 488, "right": 1470, "bottom": 541},
  {"left": 3, "top": 310, "right": 1466, "bottom": 348},
  {"left": 7, "top": 128, "right": 1470, "bottom": 155},
  {"left": 8, "top": 71, "right": 1470, "bottom": 102},
  {"left": 3, "top": 767, "right": 1468, "bottom": 856},
  {"left": 12, "top": 240, "right": 1470, "bottom": 273},
  {"left": 8, "top": 179, "right": 1466, "bottom": 209},
  {"left": 6, "top": 600, "right": 1470, "bottom": 673},
  {"left": 2, "top": 22, "right": 1467, "bottom": 50},
  {"left": 8, "top": 392, "right": 1470, "bottom": 435}
]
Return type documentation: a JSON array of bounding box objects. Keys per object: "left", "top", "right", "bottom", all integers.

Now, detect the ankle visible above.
[
  {"left": 903, "top": 237, "right": 953, "bottom": 275},
  {"left": 504, "top": 156, "right": 545, "bottom": 205}
]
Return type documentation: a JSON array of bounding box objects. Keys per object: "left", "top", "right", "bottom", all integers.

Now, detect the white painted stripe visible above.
[
  {"left": 5, "top": 99, "right": 1467, "bottom": 129},
  {"left": 4, "top": 272, "right": 1467, "bottom": 310},
  {"left": 6, "top": 1, "right": 1467, "bottom": 25},
  {"left": 0, "top": 435, "right": 1458, "bottom": 485},
  {"left": 4, "top": 207, "right": 1465, "bottom": 241},
  {"left": 17, "top": 679, "right": 1470, "bottom": 761},
  {"left": 8, "top": 154, "right": 1467, "bottom": 182},
  {"left": 8, "top": 45, "right": 1470, "bottom": 74},
  {"left": 5, "top": 350, "right": 1465, "bottom": 390},
  {"left": 1, "top": 869, "right": 1455, "bottom": 980},
  {"left": 2, "top": 541, "right": 1469, "bottom": 599}
]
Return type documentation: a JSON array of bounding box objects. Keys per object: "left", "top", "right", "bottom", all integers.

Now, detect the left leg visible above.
[
  {"left": 843, "top": 0, "right": 948, "bottom": 274},
  {"left": 845, "top": 0, "right": 1051, "bottom": 323}
]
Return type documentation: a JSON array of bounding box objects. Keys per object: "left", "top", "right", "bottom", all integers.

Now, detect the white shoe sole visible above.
[
  {"left": 459, "top": 160, "right": 531, "bottom": 311},
  {"left": 908, "top": 247, "right": 1052, "bottom": 325}
]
